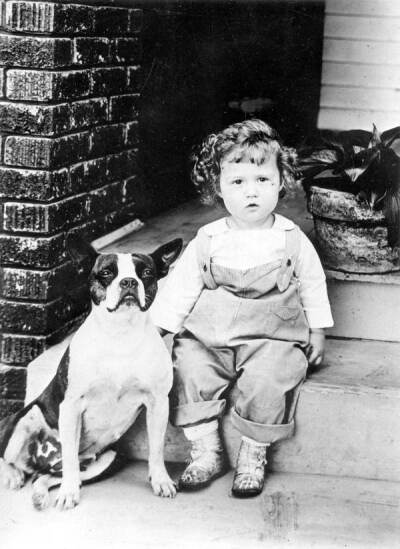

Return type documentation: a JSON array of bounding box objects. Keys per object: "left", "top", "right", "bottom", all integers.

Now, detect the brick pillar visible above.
[{"left": 0, "top": 1, "right": 144, "bottom": 418}]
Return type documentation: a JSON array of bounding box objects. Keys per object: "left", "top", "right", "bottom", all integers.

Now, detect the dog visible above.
[{"left": 0, "top": 235, "right": 183, "bottom": 510}]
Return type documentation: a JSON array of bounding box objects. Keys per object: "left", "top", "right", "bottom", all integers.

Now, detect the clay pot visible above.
[{"left": 307, "top": 185, "right": 400, "bottom": 273}]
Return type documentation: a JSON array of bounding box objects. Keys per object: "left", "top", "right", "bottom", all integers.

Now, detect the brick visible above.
[
  {"left": 0, "top": 233, "right": 65, "bottom": 268},
  {"left": 127, "top": 65, "right": 142, "bottom": 93},
  {"left": 0, "top": 263, "right": 77, "bottom": 301},
  {"left": 2, "top": 194, "right": 91, "bottom": 234},
  {"left": 0, "top": 101, "right": 70, "bottom": 135},
  {"left": 129, "top": 9, "right": 143, "bottom": 33},
  {"left": 106, "top": 149, "right": 138, "bottom": 181},
  {"left": 52, "top": 133, "right": 91, "bottom": 168},
  {"left": 0, "top": 333, "right": 46, "bottom": 365},
  {"left": 94, "top": 6, "right": 129, "bottom": 36},
  {"left": 6, "top": 69, "right": 91, "bottom": 101},
  {"left": 0, "top": 289, "right": 89, "bottom": 335},
  {"left": 0, "top": 166, "right": 70, "bottom": 201},
  {"left": 4, "top": 133, "right": 90, "bottom": 168},
  {"left": 90, "top": 124, "right": 125, "bottom": 157},
  {"left": 125, "top": 120, "right": 139, "bottom": 147},
  {"left": 91, "top": 67, "right": 127, "bottom": 96},
  {"left": 52, "top": 3, "right": 94, "bottom": 34},
  {"left": 0, "top": 35, "right": 72, "bottom": 68},
  {"left": 109, "top": 94, "right": 139, "bottom": 123},
  {"left": 89, "top": 181, "right": 125, "bottom": 218},
  {"left": 70, "top": 98, "right": 108, "bottom": 131},
  {"left": 0, "top": 100, "right": 107, "bottom": 135},
  {"left": 0, "top": 364, "right": 26, "bottom": 399},
  {"left": 70, "top": 157, "right": 107, "bottom": 194},
  {"left": 5, "top": 136, "right": 51, "bottom": 168},
  {"left": 74, "top": 37, "right": 110, "bottom": 66},
  {"left": 114, "top": 37, "right": 142, "bottom": 64},
  {"left": 5, "top": 1, "right": 54, "bottom": 33},
  {"left": 5, "top": 2, "right": 95, "bottom": 34},
  {"left": 0, "top": 398, "right": 24, "bottom": 419}
]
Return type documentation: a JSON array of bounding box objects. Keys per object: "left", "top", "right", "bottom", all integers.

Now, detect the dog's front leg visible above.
[
  {"left": 146, "top": 395, "right": 176, "bottom": 498},
  {"left": 0, "top": 458, "right": 25, "bottom": 490},
  {"left": 55, "top": 398, "right": 82, "bottom": 510}
]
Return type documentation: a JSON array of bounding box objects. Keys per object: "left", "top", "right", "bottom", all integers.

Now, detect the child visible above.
[{"left": 150, "top": 119, "right": 333, "bottom": 498}]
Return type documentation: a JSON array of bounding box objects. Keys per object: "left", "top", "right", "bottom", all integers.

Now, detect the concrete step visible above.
[
  {"left": 2, "top": 461, "right": 398, "bottom": 548},
  {"left": 326, "top": 269, "right": 400, "bottom": 342},
  {"left": 26, "top": 336, "right": 400, "bottom": 482},
  {"left": 123, "top": 338, "right": 400, "bottom": 482}
]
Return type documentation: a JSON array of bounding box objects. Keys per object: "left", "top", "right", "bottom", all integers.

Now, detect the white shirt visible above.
[{"left": 150, "top": 214, "right": 334, "bottom": 333}]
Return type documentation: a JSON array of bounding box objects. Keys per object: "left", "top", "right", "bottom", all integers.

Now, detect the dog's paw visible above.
[
  {"left": 1, "top": 463, "right": 25, "bottom": 490},
  {"left": 150, "top": 472, "right": 177, "bottom": 498},
  {"left": 55, "top": 482, "right": 80, "bottom": 510},
  {"left": 32, "top": 489, "right": 50, "bottom": 511}
]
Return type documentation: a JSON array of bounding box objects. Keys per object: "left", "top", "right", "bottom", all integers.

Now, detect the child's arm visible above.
[
  {"left": 294, "top": 232, "right": 334, "bottom": 331},
  {"left": 150, "top": 238, "right": 204, "bottom": 335},
  {"left": 294, "top": 232, "right": 333, "bottom": 367}
]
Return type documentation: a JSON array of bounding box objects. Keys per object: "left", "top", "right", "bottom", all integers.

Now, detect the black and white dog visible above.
[{"left": 0, "top": 235, "right": 182, "bottom": 510}]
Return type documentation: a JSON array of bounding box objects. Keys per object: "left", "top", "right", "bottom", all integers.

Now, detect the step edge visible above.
[{"left": 303, "top": 379, "right": 400, "bottom": 396}]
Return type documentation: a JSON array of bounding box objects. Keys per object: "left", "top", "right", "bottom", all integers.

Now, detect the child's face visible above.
[{"left": 218, "top": 156, "right": 282, "bottom": 229}]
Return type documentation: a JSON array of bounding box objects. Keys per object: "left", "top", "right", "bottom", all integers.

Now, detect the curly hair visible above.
[{"left": 191, "top": 119, "right": 298, "bottom": 206}]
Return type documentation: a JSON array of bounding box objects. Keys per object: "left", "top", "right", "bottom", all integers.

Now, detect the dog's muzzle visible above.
[{"left": 107, "top": 286, "right": 141, "bottom": 312}]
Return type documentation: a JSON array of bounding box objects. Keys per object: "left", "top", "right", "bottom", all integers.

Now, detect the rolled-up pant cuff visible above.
[
  {"left": 171, "top": 399, "right": 226, "bottom": 427},
  {"left": 231, "top": 408, "right": 295, "bottom": 444}
]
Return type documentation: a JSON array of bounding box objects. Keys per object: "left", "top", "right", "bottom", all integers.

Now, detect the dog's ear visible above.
[
  {"left": 151, "top": 238, "right": 183, "bottom": 279},
  {"left": 66, "top": 233, "right": 99, "bottom": 271}
]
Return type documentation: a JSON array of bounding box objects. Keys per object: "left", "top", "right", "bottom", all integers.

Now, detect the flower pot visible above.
[{"left": 307, "top": 186, "right": 400, "bottom": 274}]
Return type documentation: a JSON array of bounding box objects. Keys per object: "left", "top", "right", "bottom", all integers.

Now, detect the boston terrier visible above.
[{"left": 0, "top": 235, "right": 183, "bottom": 510}]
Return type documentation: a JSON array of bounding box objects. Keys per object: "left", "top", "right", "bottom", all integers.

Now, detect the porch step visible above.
[
  {"left": 326, "top": 268, "right": 400, "bottom": 342},
  {"left": 2, "top": 461, "right": 398, "bottom": 548},
  {"left": 122, "top": 337, "right": 400, "bottom": 482}
]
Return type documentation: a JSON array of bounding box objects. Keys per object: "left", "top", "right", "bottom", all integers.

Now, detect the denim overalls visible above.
[{"left": 171, "top": 224, "right": 310, "bottom": 444}]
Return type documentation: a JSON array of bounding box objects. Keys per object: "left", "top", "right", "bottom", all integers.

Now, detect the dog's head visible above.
[{"left": 66, "top": 235, "right": 183, "bottom": 314}]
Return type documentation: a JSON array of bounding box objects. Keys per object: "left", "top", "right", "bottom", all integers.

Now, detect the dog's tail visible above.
[
  {"left": 0, "top": 403, "right": 37, "bottom": 458},
  {"left": 31, "top": 449, "right": 122, "bottom": 510}
]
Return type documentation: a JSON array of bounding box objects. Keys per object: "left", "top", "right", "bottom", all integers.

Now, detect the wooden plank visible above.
[
  {"left": 320, "top": 84, "right": 400, "bottom": 111},
  {"left": 321, "top": 61, "right": 400, "bottom": 88},
  {"left": 318, "top": 107, "right": 400, "bottom": 131},
  {"left": 326, "top": 0, "right": 400, "bottom": 17},
  {"left": 323, "top": 38, "right": 400, "bottom": 65},
  {"left": 324, "top": 14, "right": 400, "bottom": 42}
]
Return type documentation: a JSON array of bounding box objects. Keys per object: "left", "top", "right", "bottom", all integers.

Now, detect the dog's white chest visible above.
[{"left": 66, "top": 320, "right": 172, "bottom": 453}]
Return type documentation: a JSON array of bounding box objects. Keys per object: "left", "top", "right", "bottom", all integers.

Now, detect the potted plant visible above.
[{"left": 297, "top": 125, "right": 400, "bottom": 273}]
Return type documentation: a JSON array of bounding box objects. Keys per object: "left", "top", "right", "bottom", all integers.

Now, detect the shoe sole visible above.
[
  {"left": 178, "top": 466, "right": 229, "bottom": 492},
  {"left": 231, "top": 487, "right": 263, "bottom": 498}
]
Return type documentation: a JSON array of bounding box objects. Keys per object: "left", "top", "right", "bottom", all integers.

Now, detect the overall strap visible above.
[
  {"left": 195, "top": 228, "right": 218, "bottom": 289},
  {"left": 276, "top": 226, "right": 301, "bottom": 292}
]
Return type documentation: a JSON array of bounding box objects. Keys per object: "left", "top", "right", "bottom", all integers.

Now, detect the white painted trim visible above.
[{"left": 92, "top": 219, "right": 145, "bottom": 251}]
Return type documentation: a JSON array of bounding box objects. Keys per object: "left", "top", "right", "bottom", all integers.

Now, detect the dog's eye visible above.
[
  {"left": 142, "top": 268, "right": 154, "bottom": 278},
  {"left": 99, "top": 269, "right": 112, "bottom": 277}
]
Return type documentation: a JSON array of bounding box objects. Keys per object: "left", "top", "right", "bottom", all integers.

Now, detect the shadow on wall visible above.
[{"left": 138, "top": 0, "right": 325, "bottom": 214}]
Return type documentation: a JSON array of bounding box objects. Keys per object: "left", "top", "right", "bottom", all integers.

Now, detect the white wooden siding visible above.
[{"left": 318, "top": 0, "right": 400, "bottom": 131}]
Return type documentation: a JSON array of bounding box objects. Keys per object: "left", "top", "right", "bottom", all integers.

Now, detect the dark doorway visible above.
[{"left": 139, "top": 1, "right": 325, "bottom": 213}]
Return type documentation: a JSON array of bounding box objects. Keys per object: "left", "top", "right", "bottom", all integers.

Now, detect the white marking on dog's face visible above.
[{"left": 103, "top": 254, "right": 145, "bottom": 311}]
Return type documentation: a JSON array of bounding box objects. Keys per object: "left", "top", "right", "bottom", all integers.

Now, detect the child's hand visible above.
[{"left": 306, "top": 329, "right": 325, "bottom": 366}]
